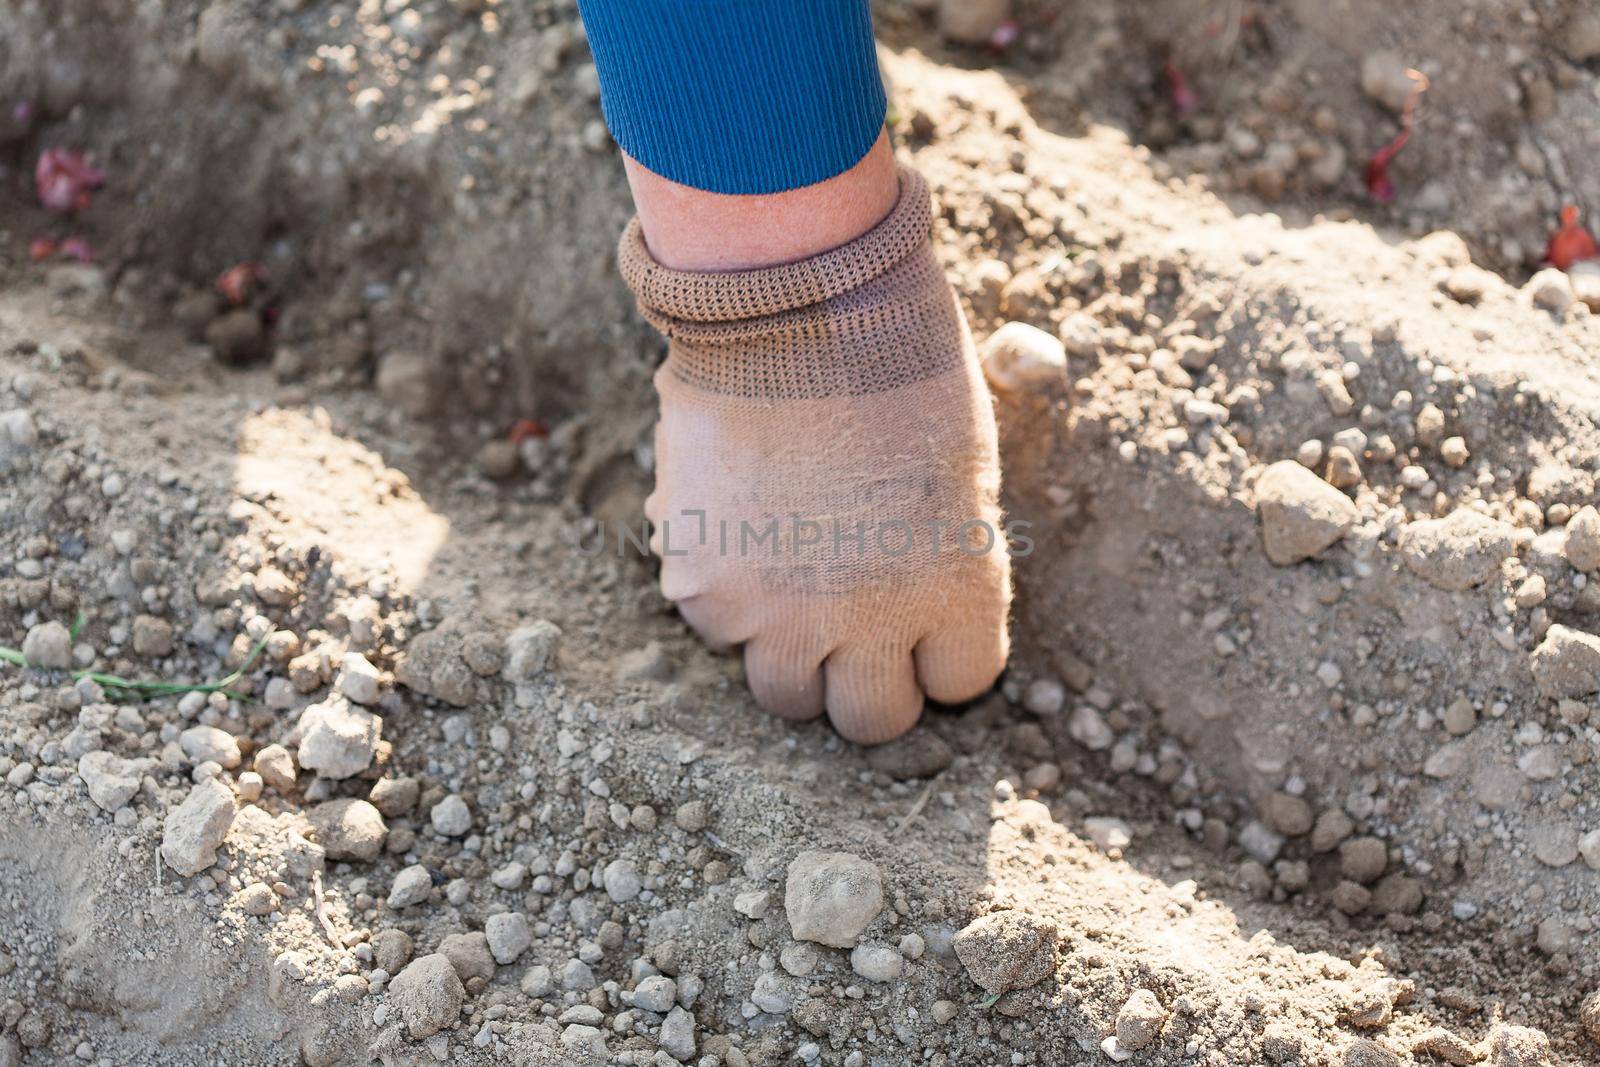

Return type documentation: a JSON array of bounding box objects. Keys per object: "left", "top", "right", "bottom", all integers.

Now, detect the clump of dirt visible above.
[{"left": 3, "top": 1, "right": 1600, "bottom": 1066}]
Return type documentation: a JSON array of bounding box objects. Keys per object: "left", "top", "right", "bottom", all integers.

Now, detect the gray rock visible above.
[
  {"left": 1, "top": 408, "right": 39, "bottom": 450},
  {"left": 490, "top": 861, "right": 528, "bottom": 890},
  {"left": 161, "top": 777, "right": 237, "bottom": 875},
  {"left": 439, "top": 931, "right": 497, "bottom": 985},
  {"left": 1527, "top": 268, "right": 1576, "bottom": 314},
  {"left": 1564, "top": 506, "right": 1600, "bottom": 571},
  {"left": 1398, "top": 509, "right": 1513, "bottom": 591},
  {"left": 307, "top": 798, "right": 387, "bottom": 862},
  {"left": 1567, "top": 10, "right": 1600, "bottom": 61},
  {"left": 785, "top": 851, "right": 883, "bottom": 948},
  {"left": 1423, "top": 741, "right": 1470, "bottom": 779},
  {"left": 1530, "top": 625, "right": 1600, "bottom": 699},
  {"left": 1116, "top": 989, "right": 1166, "bottom": 1052},
  {"left": 20, "top": 621, "right": 72, "bottom": 669},
  {"left": 335, "top": 652, "right": 383, "bottom": 705},
  {"left": 373, "top": 929, "right": 414, "bottom": 974},
  {"left": 253, "top": 744, "right": 297, "bottom": 793},
  {"left": 1485, "top": 1025, "right": 1553, "bottom": 1067},
  {"left": 520, "top": 964, "right": 554, "bottom": 999},
  {"left": 394, "top": 629, "right": 477, "bottom": 707},
  {"left": 460, "top": 631, "right": 506, "bottom": 676},
  {"left": 750, "top": 972, "right": 799, "bottom": 1015},
  {"left": 1580, "top": 991, "right": 1600, "bottom": 1045},
  {"left": 1238, "top": 820, "right": 1285, "bottom": 865},
  {"left": 1255, "top": 460, "right": 1357, "bottom": 565},
  {"left": 1531, "top": 824, "right": 1579, "bottom": 868},
  {"left": 629, "top": 975, "right": 677, "bottom": 1013},
  {"left": 1580, "top": 828, "right": 1600, "bottom": 872},
  {"left": 560, "top": 1023, "right": 608, "bottom": 1064},
  {"left": 369, "top": 776, "right": 420, "bottom": 818},
  {"left": 952, "top": 910, "right": 1057, "bottom": 994},
  {"left": 1343, "top": 1038, "right": 1401, "bottom": 1067},
  {"left": 486, "top": 912, "right": 532, "bottom": 965},
  {"left": 658, "top": 1006, "right": 697, "bottom": 1062},
  {"left": 504, "top": 619, "right": 563, "bottom": 680},
  {"left": 131, "top": 614, "right": 175, "bottom": 658},
  {"left": 560, "top": 957, "right": 595, "bottom": 991},
  {"left": 388, "top": 865, "right": 433, "bottom": 908},
  {"left": 779, "top": 942, "right": 818, "bottom": 978},
  {"left": 389, "top": 954, "right": 463, "bottom": 1039},
  {"left": 296, "top": 696, "right": 382, "bottom": 780},
  {"left": 77, "top": 751, "right": 153, "bottom": 812},
  {"left": 559, "top": 1005, "right": 604, "bottom": 1026},
  {"left": 1339, "top": 838, "right": 1388, "bottom": 885},
  {"left": 430, "top": 794, "right": 472, "bottom": 837},
  {"left": 864, "top": 730, "right": 954, "bottom": 780},
  {"left": 375, "top": 350, "right": 437, "bottom": 417},
  {"left": 733, "top": 889, "right": 770, "bottom": 919},
  {"left": 603, "top": 859, "right": 642, "bottom": 903}
]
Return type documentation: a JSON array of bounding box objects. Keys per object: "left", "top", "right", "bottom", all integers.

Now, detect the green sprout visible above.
[{"left": 1, "top": 626, "right": 270, "bottom": 702}]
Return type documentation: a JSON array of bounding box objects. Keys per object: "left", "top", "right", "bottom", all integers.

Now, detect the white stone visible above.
[
  {"left": 1083, "top": 817, "right": 1132, "bottom": 850},
  {"left": 1068, "top": 705, "right": 1114, "bottom": 751},
  {"left": 1022, "top": 677, "right": 1066, "bottom": 715},
  {"left": 1238, "top": 821, "right": 1285, "bottom": 865},
  {"left": 751, "top": 972, "right": 799, "bottom": 1015},
  {"left": 504, "top": 620, "right": 563, "bottom": 680},
  {"left": 733, "top": 889, "right": 770, "bottom": 919},
  {"left": 849, "top": 942, "right": 903, "bottom": 982},
  {"left": 296, "top": 696, "right": 382, "bottom": 780},
  {"left": 981, "top": 322, "right": 1067, "bottom": 392},
  {"left": 160, "top": 777, "right": 237, "bottom": 875},
  {"left": 1578, "top": 828, "right": 1600, "bottom": 871},
  {"left": 179, "top": 725, "right": 242, "bottom": 769},
  {"left": 336, "top": 652, "right": 383, "bottom": 705},
  {"left": 628, "top": 975, "right": 677, "bottom": 1013},
  {"left": 77, "top": 751, "right": 153, "bottom": 812}
]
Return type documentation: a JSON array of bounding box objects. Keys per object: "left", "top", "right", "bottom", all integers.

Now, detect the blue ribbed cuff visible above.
[{"left": 576, "top": 0, "right": 888, "bottom": 195}]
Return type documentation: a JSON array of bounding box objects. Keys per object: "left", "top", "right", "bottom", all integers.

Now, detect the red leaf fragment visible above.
[
  {"left": 28, "top": 237, "right": 57, "bottom": 262},
  {"left": 1365, "top": 68, "right": 1428, "bottom": 202},
  {"left": 215, "top": 261, "right": 265, "bottom": 306},
  {"left": 1547, "top": 205, "right": 1599, "bottom": 271},
  {"left": 35, "top": 148, "right": 106, "bottom": 214},
  {"left": 1164, "top": 61, "right": 1197, "bottom": 119},
  {"left": 58, "top": 236, "right": 94, "bottom": 262},
  {"left": 509, "top": 419, "right": 548, "bottom": 445}
]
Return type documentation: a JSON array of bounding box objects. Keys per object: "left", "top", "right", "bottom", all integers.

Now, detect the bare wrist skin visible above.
[{"left": 622, "top": 129, "right": 899, "bottom": 272}]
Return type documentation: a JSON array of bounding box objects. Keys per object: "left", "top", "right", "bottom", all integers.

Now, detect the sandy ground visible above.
[{"left": 3, "top": 1, "right": 1600, "bottom": 1065}]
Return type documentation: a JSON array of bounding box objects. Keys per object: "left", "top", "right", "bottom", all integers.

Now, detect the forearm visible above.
[
  {"left": 578, "top": 0, "right": 897, "bottom": 271},
  {"left": 577, "top": 0, "right": 888, "bottom": 196}
]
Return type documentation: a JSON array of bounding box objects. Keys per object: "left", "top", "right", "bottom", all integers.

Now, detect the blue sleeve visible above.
[{"left": 575, "top": 0, "right": 888, "bottom": 195}]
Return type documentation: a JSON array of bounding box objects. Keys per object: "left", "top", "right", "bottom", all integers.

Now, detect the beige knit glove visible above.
[{"left": 619, "top": 167, "right": 1011, "bottom": 744}]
